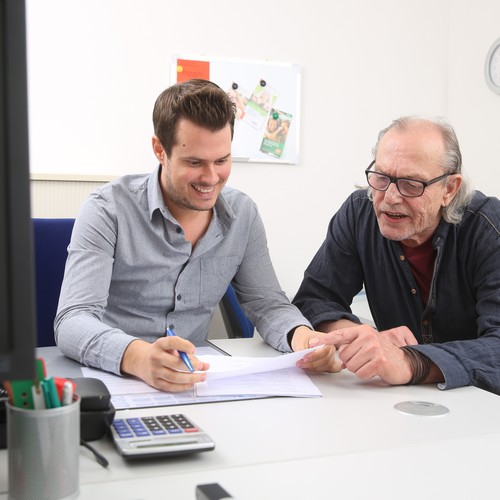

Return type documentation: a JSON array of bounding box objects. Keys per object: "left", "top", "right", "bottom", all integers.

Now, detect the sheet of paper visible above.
[
  {"left": 81, "top": 345, "right": 323, "bottom": 409},
  {"left": 199, "top": 345, "right": 322, "bottom": 381},
  {"left": 195, "top": 367, "right": 322, "bottom": 397}
]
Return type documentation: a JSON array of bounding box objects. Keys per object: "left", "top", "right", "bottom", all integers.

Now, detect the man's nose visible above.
[
  {"left": 384, "top": 181, "right": 403, "bottom": 201},
  {"left": 200, "top": 163, "right": 219, "bottom": 183}
]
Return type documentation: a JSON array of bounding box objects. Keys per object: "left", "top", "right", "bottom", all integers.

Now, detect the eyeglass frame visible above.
[{"left": 364, "top": 160, "right": 451, "bottom": 198}]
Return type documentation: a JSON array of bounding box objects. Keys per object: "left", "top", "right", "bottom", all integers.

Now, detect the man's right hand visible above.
[{"left": 120, "top": 337, "right": 209, "bottom": 392}]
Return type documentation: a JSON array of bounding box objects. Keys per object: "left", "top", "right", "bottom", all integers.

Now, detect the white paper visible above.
[
  {"left": 195, "top": 367, "right": 322, "bottom": 397},
  {"left": 194, "top": 345, "right": 323, "bottom": 397},
  {"left": 81, "top": 345, "right": 323, "bottom": 409},
  {"left": 200, "top": 345, "right": 322, "bottom": 380}
]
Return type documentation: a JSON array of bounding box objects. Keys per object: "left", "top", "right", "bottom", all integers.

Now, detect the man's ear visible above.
[
  {"left": 443, "top": 174, "right": 462, "bottom": 207},
  {"left": 152, "top": 136, "right": 165, "bottom": 162}
]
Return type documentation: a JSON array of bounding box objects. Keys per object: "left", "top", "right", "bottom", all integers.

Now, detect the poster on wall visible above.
[{"left": 171, "top": 55, "right": 301, "bottom": 164}]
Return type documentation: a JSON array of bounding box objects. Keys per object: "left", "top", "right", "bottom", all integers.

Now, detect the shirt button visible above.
[
  {"left": 176, "top": 227, "right": 182, "bottom": 233},
  {"left": 169, "top": 324, "right": 174, "bottom": 330},
  {"left": 399, "top": 255, "right": 405, "bottom": 261},
  {"left": 177, "top": 294, "right": 182, "bottom": 301},
  {"left": 410, "top": 288, "right": 417, "bottom": 295}
]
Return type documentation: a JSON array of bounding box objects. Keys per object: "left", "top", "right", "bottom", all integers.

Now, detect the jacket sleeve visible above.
[{"left": 293, "top": 193, "right": 366, "bottom": 328}]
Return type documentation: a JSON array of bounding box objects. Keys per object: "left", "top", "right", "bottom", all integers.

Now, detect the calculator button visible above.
[
  {"left": 172, "top": 414, "right": 199, "bottom": 432},
  {"left": 142, "top": 417, "right": 166, "bottom": 435},
  {"left": 126, "top": 418, "right": 149, "bottom": 437},
  {"left": 112, "top": 419, "right": 134, "bottom": 438},
  {"left": 157, "top": 415, "right": 182, "bottom": 434}
]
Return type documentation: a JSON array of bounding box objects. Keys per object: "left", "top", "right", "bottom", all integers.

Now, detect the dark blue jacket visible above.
[{"left": 293, "top": 190, "right": 500, "bottom": 394}]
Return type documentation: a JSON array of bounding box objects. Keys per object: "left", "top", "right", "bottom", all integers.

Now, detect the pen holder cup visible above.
[{"left": 7, "top": 397, "right": 80, "bottom": 500}]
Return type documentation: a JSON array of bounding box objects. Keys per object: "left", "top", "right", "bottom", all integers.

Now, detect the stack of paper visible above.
[{"left": 82, "top": 346, "right": 322, "bottom": 410}]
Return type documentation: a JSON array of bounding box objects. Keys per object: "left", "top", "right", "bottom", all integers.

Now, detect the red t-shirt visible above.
[{"left": 401, "top": 238, "right": 436, "bottom": 306}]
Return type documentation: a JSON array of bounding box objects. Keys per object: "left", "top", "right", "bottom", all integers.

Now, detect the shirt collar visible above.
[
  {"left": 214, "top": 187, "right": 236, "bottom": 230},
  {"left": 432, "top": 217, "right": 451, "bottom": 248},
  {"left": 147, "top": 164, "right": 164, "bottom": 221}
]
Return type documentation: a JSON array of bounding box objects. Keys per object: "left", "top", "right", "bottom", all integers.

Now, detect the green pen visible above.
[{"left": 43, "top": 376, "right": 61, "bottom": 408}]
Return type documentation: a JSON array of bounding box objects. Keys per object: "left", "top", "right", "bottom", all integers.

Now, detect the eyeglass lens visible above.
[{"left": 367, "top": 172, "right": 425, "bottom": 197}]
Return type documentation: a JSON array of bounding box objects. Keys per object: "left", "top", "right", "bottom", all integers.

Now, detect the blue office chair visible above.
[
  {"left": 219, "top": 284, "right": 254, "bottom": 338},
  {"left": 33, "top": 218, "right": 75, "bottom": 347}
]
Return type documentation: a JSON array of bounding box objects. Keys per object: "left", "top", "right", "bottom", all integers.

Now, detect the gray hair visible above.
[{"left": 370, "top": 116, "right": 474, "bottom": 225}]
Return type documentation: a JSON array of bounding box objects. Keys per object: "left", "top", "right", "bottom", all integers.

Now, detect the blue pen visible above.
[{"left": 166, "top": 328, "right": 195, "bottom": 372}]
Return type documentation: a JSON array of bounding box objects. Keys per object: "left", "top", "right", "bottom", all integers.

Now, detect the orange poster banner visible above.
[{"left": 176, "top": 59, "right": 210, "bottom": 82}]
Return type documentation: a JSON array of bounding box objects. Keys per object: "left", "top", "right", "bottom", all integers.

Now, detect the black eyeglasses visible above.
[{"left": 365, "top": 161, "right": 450, "bottom": 198}]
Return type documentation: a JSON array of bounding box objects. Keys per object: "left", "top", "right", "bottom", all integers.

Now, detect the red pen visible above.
[{"left": 54, "top": 377, "right": 76, "bottom": 402}]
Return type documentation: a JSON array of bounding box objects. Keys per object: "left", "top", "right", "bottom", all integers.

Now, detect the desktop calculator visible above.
[{"left": 110, "top": 413, "right": 215, "bottom": 459}]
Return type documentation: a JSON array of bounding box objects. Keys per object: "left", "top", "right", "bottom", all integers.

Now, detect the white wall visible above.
[
  {"left": 447, "top": 0, "right": 500, "bottom": 195},
  {"left": 26, "top": 0, "right": 500, "bottom": 297}
]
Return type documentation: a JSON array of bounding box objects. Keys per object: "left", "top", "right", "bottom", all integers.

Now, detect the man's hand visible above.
[
  {"left": 380, "top": 326, "right": 418, "bottom": 347},
  {"left": 121, "top": 337, "right": 210, "bottom": 392},
  {"left": 309, "top": 324, "right": 413, "bottom": 385},
  {"left": 290, "top": 326, "right": 342, "bottom": 373}
]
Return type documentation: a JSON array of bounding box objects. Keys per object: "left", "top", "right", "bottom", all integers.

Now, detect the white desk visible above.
[{"left": 1, "top": 336, "right": 500, "bottom": 499}]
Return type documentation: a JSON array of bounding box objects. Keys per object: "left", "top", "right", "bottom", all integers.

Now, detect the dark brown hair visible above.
[{"left": 152, "top": 79, "right": 236, "bottom": 156}]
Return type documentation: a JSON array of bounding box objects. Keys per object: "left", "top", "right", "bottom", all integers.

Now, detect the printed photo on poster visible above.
[
  {"left": 241, "top": 82, "right": 278, "bottom": 130},
  {"left": 260, "top": 108, "right": 292, "bottom": 159},
  {"left": 227, "top": 83, "right": 251, "bottom": 120}
]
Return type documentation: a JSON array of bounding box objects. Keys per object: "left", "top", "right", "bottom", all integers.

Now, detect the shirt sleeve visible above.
[
  {"left": 230, "top": 205, "right": 312, "bottom": 353},
  {"left": 54, "top": 191, "right": 135, "bottom": 375}
]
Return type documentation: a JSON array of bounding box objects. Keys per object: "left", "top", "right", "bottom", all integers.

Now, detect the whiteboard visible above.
[{"left": 171, "top": 55, "right": 301, "bottom": 164}]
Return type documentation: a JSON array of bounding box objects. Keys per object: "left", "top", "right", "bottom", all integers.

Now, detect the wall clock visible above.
[{"left": 485, "top": 38, "right": 500, "bottom": 94}]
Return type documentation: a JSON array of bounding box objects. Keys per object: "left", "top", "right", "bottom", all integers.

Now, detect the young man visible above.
[
  {"left": 293, "top": 116, "right": 500, "bottom": 394},
  {"left": 55, "top": 79, "right": 336, "bottom": 392}
]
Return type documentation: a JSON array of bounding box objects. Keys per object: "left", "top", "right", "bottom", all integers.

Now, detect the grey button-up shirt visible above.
[{"left": 55, "top": 166, "right": 310, "bottom": 375}]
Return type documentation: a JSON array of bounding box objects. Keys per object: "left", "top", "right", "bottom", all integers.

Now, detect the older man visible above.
[{"left": 293, "top": 116, "right": 500, "bottom": 394}]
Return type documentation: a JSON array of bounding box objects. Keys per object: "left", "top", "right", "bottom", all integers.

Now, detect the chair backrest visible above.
[
  {"left": 219, "top": 284, "right": 254, "bottom": 338},
  {"left": 33, "top": 218, "right": 75, "bottom": 347}
]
